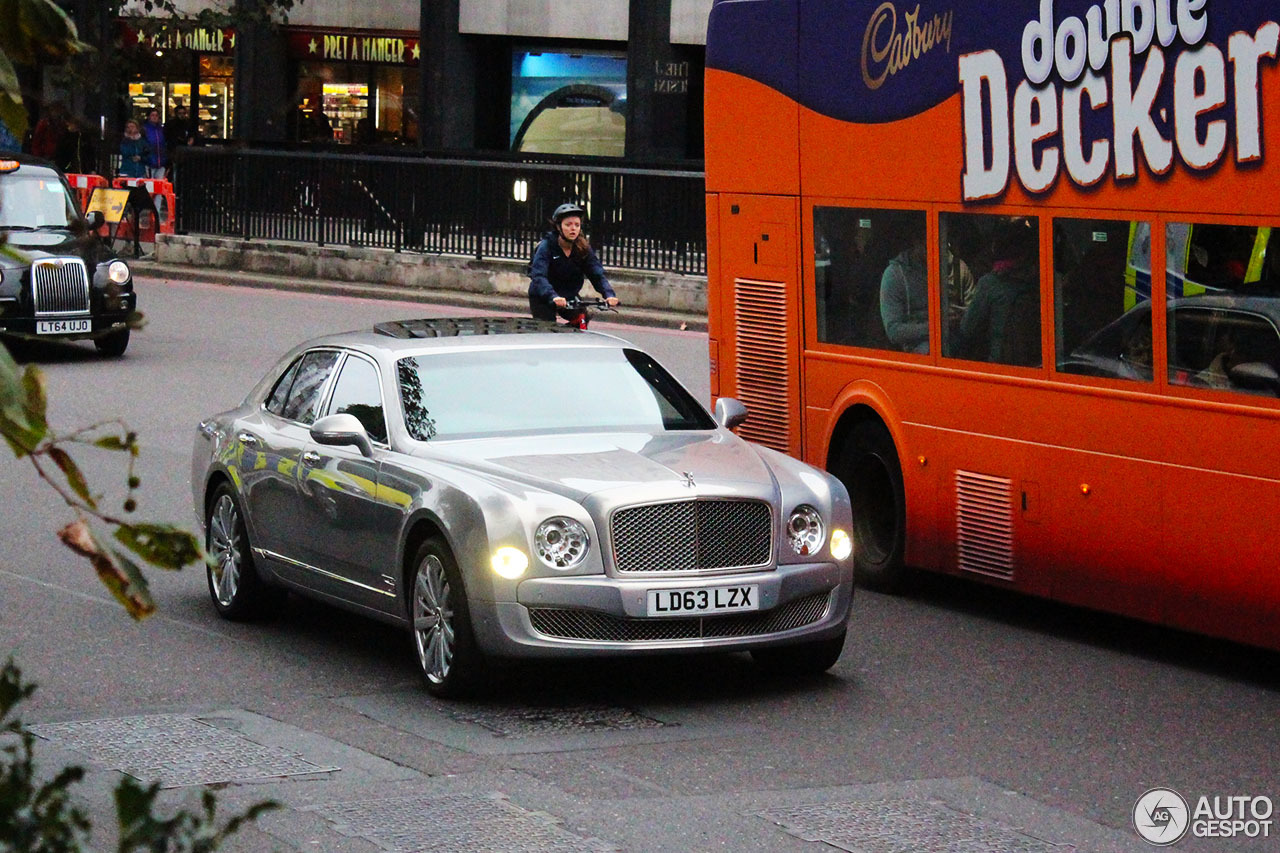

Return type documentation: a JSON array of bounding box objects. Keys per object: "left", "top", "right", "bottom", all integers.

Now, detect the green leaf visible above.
[
  {"left": 0, "top": 354, "right": 47, "bottom": 456},
  {"left": 20, "top": 360, "right": 46, "bottom": 434},
  {"left": 94, "top": 435, "right": 131, "bottom": 451},
  {"left": 114, "top": 522, "right": 202, "bottom": 571},
  {"left": 58, "top": 520, "right": 156, "bottom": 620},
  {"left": 48, "top": 446, "right": 95, "bottom": 509}
]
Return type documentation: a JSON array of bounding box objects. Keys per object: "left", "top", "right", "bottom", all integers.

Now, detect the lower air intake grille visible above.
[
  {"left": 527, "top": 591, "right": 831, "bottom": 643},
  {"left": 32, "top": 258, "right": 90, "bottom": 316}
]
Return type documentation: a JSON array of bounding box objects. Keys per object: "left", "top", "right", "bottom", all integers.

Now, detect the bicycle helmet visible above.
[{"left": 551, "top": 202, "right": 585, "bottom": 225}]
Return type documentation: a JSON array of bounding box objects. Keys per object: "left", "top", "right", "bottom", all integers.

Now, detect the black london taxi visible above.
[{"left": 0, "top": 155, "right": 136, "bottom": 356}]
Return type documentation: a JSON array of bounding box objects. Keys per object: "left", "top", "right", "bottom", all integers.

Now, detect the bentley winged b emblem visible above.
[{"left": 682, "top": 471, "right": 696, "bottom": 488}]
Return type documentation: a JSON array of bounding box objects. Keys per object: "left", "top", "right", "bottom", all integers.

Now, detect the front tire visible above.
[
  {"left": 751, "top": 629, "right": 847, "bottom": 676},
  {"left": 840, "top": 420, "right": 909, "bottom": 591},
  {"left": 206, "top": 485, "right": 282, "bottom": 620},
  {"left": 95, "top": 328, "right": 130, "bottom": 357},
  {"left": 410, "top": 537, "right": 484, "bottom": 698}
]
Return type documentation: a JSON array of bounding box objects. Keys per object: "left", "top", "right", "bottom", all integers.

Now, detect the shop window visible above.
[
  {"left": 1167, "top": 223, "right": 1280, "bottom": 397},
  {"left": 510, "top": 50, "right": 626, "bottom": 157},
  {"left": 813, "top": 206, "right": 927, "bottom": 353},
  {"left": 1054, "top": 217, "right": 1152, "bottom": 382},
  {"left": 942, "top": 213, "right": 1042, "bottom": 367}
]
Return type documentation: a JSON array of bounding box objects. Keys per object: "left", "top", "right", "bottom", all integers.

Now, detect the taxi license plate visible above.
[
  {"left": 647, "top": 584, "right": 759, "bottom": 617},
  {"left": 37, "top": 319, "right": 90, "bottom": 335}
]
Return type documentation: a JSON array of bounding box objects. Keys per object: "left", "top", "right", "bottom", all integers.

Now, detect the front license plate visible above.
[
  {"left": 647, "top": 584, "right": 759, "bottom": 617},
  {"left": 36, "top": 319, "right": 90, "bottom": 335}
]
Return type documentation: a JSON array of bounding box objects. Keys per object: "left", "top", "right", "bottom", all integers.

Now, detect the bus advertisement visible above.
[{"left": 704, "top": 0, "right": 1280, "bottom": 648}]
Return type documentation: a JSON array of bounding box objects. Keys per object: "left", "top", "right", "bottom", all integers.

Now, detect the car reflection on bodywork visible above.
[{"left": 191, "top": 317, "right": 856, "bottom": 697}]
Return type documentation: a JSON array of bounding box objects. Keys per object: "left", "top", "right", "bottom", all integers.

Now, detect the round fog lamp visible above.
[
  {"left": 535, "top": 517, "right": 590, "bottom": 569},
  {"left": 107, "top": 260, "right": 130, "bottom": 284},
  {"left": 787, "top": 505, "right": 825, "bottom": 556},
  {"left": 491, "top": 547, "right": 528, "bottom": 579},
  {"left": 830, "top": 529, "right": 853, "bottom": 561}
]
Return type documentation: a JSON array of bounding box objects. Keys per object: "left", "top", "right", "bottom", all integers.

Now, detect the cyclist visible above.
[{"left": 528, "top": 202, "right": 620, "bottom": 321}]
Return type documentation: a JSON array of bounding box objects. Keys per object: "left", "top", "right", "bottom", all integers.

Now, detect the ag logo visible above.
[{"left": 1134, "top": 788, "right": 1190, "bottom": 846}]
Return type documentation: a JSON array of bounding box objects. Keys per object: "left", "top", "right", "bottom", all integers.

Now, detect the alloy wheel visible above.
[
  {"left": 208, "top": 494, "right": 242, "bottom": 606},
  {"left": 413, "top": 554, "right": 455, "bottom": 684}
]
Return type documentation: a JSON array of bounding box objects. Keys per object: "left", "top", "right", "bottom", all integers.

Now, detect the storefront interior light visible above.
[{"left": 512, "top": 179, "right": 528, "bottom": 203}]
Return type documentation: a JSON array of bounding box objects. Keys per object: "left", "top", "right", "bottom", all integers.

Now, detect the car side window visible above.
[
  {"left": 326, "top": 354, "right": 388, "bottom": 443},
  {"left": 264, "top": 358, "right": 302, "bottom": 416},
  {"left": 280, "top": 350, "right": 340, "bottom": 425}
]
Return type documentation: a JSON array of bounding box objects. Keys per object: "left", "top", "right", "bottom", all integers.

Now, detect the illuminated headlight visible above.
[
  {"left": 107, "top": 261, "right": 130, "bottom": 284},
  {"left": 534, "top": 517, "right": 590, "bottom": 570},
  {"left": 490, "top": 547, "right": 528, "bottom": 579},
  {"left": 786, "top": 505, "right": 825, "bottom": 556},
  {"left": 830, "top": 528, "right": 853, "bottom": 561}
]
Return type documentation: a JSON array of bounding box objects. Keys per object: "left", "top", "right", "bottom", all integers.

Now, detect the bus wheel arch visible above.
[{"left": 828, "top": 404, "right": 909, "bottom": 592}]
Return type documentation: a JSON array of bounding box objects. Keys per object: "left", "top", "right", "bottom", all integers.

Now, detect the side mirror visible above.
[
  {"left": 85, "top": 210, "right": 105, "bottom": 231},
  {"left": 714, "top": 397, "right": 749, "bottom": 430},
  {"left": 310, "top": 413, "right": 374, "bottom": 458},
  {"left": 1228, "top": 361, "right": 1280, "bottom": 394}
]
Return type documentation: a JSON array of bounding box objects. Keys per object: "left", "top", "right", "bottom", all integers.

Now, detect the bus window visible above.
[
  {"left": 1055, "top": 218, "right": 1152, "bottom": 383},
  {"left": 1168, "top": 221, "right": 1280, "bottom": 397},
  {"left": 813, "top": 207, "right": 927, "bottom": 353},
  {"left": 941, "top": 213, "right": 1042, "bottom": 367}
]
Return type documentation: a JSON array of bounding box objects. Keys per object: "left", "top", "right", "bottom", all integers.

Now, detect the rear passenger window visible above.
[
  {"left": 280, "top": 350, "right": 340, "bottom": 424},
  {"left": 942, "top": 213, "right": 1041, "bottom": 367},
  {"left": 1054, "top": 217, "right": 1152, "bottom": 383},
  {"left": 265, "top": 358, "right": 301, "bottom": 416},
  {"left": 813, "top": 207, "right": 929, "bottom": 353},
  {"left": 327, "top": 355, "right": 388, "bottom": 443}
]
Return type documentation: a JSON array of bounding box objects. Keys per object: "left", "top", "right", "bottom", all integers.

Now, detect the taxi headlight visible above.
[
  {"left": 787, "top": 505, "right": 825, "bottom": 556},
  {"left": 107, "top": 260, "right": 130, "bottom": 284},
  {"left": 534, "top": 517, "right": 590, "bottom": 570},
  {"left": 491, "top": 547, "right": 528, "bottom": 580},
  {"left": 830, "top": 528, "right": 853, "bottom": 561}
]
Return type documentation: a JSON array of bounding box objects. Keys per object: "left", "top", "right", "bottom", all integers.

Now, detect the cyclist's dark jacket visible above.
[{"left": 528, "top": 232, "right": 615, "bottom": 308}]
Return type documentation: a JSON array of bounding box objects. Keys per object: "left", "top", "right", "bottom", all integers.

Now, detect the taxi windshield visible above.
[{"left": 0, "top": 170, "right": 78, "bottom": 229}]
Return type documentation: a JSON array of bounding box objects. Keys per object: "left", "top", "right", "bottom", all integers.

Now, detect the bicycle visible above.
[{"left": 559, "top": 296, "right": 619, "bottom": 330}]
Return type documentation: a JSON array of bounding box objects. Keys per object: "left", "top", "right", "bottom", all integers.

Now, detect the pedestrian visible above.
[
  {"left": 118, "top": 119, "right": 150, "bottom": 178},
  {"left": 141, "top": 109, "right": 167, "bottom": 179},
  {"left": 30, "top": 103, "right": 66, "bottom": 161}
]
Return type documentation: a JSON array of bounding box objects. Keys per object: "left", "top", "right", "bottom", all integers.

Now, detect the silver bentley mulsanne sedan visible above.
[{"left": 191, "top": 317, "right": 854, "bottom": 696}]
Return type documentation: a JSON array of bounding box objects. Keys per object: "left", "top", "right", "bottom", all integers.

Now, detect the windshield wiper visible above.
[{"left": 0, "top": 225, "right": 39, "bottom": 231}]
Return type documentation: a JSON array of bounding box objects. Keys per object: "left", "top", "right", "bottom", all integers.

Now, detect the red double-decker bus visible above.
[{"left": 704, "top": 0, "right": 1280, "bottom": 648}]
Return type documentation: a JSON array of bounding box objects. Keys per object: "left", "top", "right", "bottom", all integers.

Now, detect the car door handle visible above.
[
  {"left": 302, "top": 451, "right": 321, "bottom": 465},
  {"left": 236, "top": 432, "right": 260, "bottom": 446}
]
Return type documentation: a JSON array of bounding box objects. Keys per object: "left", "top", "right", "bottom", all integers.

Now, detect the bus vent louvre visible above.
[
  {"left": 732, "top": 278, "right": 792, "bottom": 453},
  {"left": 955, "top": 471, "right": 1015, "bottom": 581}
]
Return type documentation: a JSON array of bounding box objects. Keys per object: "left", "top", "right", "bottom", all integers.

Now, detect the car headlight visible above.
[
  {"left": 491, "top": 546, "right": 528, "bottom": 579},
  {"left": 786, "top": 505, "right": 825, "bottom": 556},
  {"left": 830, "top": 528, "right": 853, "bottom": 561},
  {"left": 534, "top": 517, "right": 590, "bottom": 569},
  {"left": 107, "top": 260, "right": 130, "bottom": 284}
]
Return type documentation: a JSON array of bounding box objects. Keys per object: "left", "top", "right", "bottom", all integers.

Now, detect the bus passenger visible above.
[
  {"left": 879, "top": 229, "right": 929, "bottom": 353},
  {"left": 960, "top": 218, "right": 1041, "bottom": 366}
]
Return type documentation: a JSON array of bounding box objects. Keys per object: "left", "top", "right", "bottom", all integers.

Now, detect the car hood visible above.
[
  {"left": 0, "top": 229, "right": 100, "bottom": 267},
  {"left": 416, "top": 430, "right": 777, "bottom": 503}
]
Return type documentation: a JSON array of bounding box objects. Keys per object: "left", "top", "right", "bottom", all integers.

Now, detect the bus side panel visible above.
[
  {"left": 715, "top": 193, "right": 803, "bottom": 457},
  {"left": 705, "top": 69, "right": 800, "bottom": 196},
  {"left": 706, "top": 192, "right": 721, "bottom": 399}
]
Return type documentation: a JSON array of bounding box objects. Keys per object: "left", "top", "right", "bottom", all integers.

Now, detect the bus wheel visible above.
[{"left": 841, "top": 420, "right": 908, "bottom": 591}]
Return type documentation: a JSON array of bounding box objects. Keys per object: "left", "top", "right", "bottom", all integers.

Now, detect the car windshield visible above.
[
  {"left": 397, "top": 346, "right": 715, "bottom": 440},
  {"left": 0, "top": 169, "right": 78, "bottom": 229}
]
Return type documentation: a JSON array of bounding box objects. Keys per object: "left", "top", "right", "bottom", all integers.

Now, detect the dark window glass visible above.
[
  {"left": 1167, "top": 223, "right": 1280, "bottom": 398},
  {"left": 943, "top": 213, "right": 1042, "bottom": 367},
  {"left": 327, "top": 355, "right": 387, "bottom": 443},
  {"left": 280, "top": 350, "right": 340, "bottom": 424},
  {"left": 1054, "top": 218, "right": 1152, "bottom": 382},
  {"left": 813, "top": 207, "right": 928, "bottom": 353},
  {"left": 265, "top": 358, "right": 302, "bottom": 416}
]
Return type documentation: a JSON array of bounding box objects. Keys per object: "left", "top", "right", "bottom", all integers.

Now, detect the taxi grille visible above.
[
  {"left": 32, "top": 259, "right": 90, "bottom": 316},
  {"left": 611, "top": 499, "right": 772, "bottom": 573},
  {"left": 527, "top": 591, "right": 831, "bottom": 643}
]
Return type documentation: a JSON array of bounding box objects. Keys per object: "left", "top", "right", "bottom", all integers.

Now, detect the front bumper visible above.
[
  {"left": 470, "top": 561, "right": 853, "bottom": 658},
  {"left": 0, "top": 302, "right": 135, "bottom": 341}
]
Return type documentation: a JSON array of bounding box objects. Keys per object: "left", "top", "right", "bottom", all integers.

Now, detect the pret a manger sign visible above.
[{"left": 959, "top": 0, "right": 1280, "bottom": 200}]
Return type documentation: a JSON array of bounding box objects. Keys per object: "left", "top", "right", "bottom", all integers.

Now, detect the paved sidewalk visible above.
[{"left": 131, "top": 260, "right": 708, "bottom": 332}]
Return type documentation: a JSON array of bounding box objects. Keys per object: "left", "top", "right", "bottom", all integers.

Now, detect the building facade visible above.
[{"left": 109, "top": 0, "right": 711, "bottom": 162}]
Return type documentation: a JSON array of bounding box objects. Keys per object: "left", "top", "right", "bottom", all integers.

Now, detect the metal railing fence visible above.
[{"left": 173, "top": 148, "right": 707, "bottom": 275}]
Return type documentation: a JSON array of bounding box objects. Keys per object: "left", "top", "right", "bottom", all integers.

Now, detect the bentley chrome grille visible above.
[
  {"left": 527, "top": 591, "right": 831, "bottom": 642},
  {"left": 611, "top": 499, "right": 773, "bottom": 574},
  {"left": 32, "top": 258, "right": 90, "bottom": 316}
]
